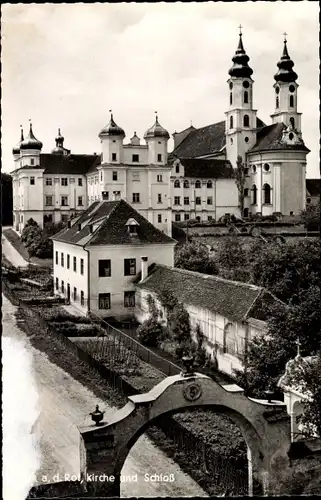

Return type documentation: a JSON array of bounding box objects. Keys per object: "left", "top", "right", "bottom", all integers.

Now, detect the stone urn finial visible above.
[
  {"left": 181, "top": 355, "right": 195, "bottom": 377},
  {"left": 90, "top": 404, "right": 105, "bottom": 426}
]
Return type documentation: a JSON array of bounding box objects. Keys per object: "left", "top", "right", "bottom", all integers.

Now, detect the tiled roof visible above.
[
  {"left": 137, "top": 265, "right": 284, "bottom": 322},
  {"left": 179, "top": 158, "right": 235, "bottom": 179},
  {"left": 52, "top": 199, "right": 176, "bottom": 247},
  {"left": 306, "top": 179, "right": 320, "bottom": 197},
  {"left": 171, "top": 118, "right": 265, "bottom": 159},
  {"left": 249, "top": 123, "right": 310, "bottom": 153},
  {"left": 40, "top": 153, "right": 101, "bottom": 175}
]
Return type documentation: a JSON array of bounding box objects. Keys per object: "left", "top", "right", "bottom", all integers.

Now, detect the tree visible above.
[
  {"left": 298, "top": 354, "right": 321, "bottom": 437},
  {"left": 234, "top": 155, "right": 246, "bottom": 216},
  {"left": 1, "top": 173, "right": 13, "bottom": 226},
  {"left": 136, "top": 317, "right": 165, "bottom": 347},
  {"left": 300, "top": 201, "right": 320, "bottom": 232},
  {"left": 214, "top": 236, "right": 248, "bottom": 274},
  {"left": 175, "top": 241, "right": 218, "bottom": 275},
  {"left": 168, "top": 303, "right": 191, "bottom": 344}
]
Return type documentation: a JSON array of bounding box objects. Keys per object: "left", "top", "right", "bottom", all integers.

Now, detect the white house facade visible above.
[{"left": 51, "top": 199, "right": 176, "bottom": 319}]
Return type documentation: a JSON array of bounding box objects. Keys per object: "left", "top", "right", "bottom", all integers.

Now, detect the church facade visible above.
[{"left": 11, "top": 33, "right": 310, "bottom": 232}]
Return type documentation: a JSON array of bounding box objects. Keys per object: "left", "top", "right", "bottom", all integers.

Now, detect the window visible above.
[
  {"left": 73, "top": 287, "right": 77, "bottom": 301},
  {"left": 195, "top": 197, "right": 201, "bottom": 205},
  {"left": 224, "top": 322, "right": 237, "bottom": 355},
  {"left": 244, "top": 168, "right": 249, "bottom": 176},
  {"left": 55, "top": 278, "right": 59, "bottom": 290},
  {"left": 252, "top": 165, "right": 256, "bottom": 173},
  {"left": 65, "top": 254, "right": 70, "bottom": 269},
  {"left": 61, "top": 196, "right": 68, "bottom": 206},
  {"left": 276, "top": 96, "right": 279, "bottom": 108},
  {"left": 207, "top": 180, "right": 213, "bottom": 189},
  {"left": 77, "top": 196, "right": 83, "bottom": 206},
  {"left": 30, "top": 159, "right": 35, "bottom": 166},
  {"left": 112, "top": 153, "right": 117, "bottom": 161},
  {"left": 175, "top": 213, "right": 181, "bottom": 222},
  {"left": 230, "top": 116, "right": 233, "bottom": 129},
  {"left": 158, "top": 214, "right": 162, "bottom": 223},
  {"left": 98, "top": 259, "right": 111, "bottom": 277},
  {"left": 174, "top": 180, "right": 180, "bottom": 188},
  {"left": 174, "top": 196, "right": 180, "bottom": 205},
  {"left": 78, "top": 178, "right": 83, "bottom": 186},
  {"left": 244, "top": 115, "right": 250, "bottom": 127},
  {"left": 290, "top": 117, "right": 295, "bottom": 129},
  {"left": 264, "top": 163, "right": 270, "bottom": 172},
  {"left": 290, "top": 211, "right": 294, "bottom": 216},
  {"left": 112, "top": 171, "right": 118, "bottom": 181},
  {"left": 102, "top": 191, "right": 109, "bottom": 201},
  {"left": 184, "top": 213, "right": 190, "bottom": 221},
  {"left": 80, "top": 258, "right": 84, "bottom": 275},
  {"left": 61, "top": 253, "right": 64, "bottom": 267},
  {"left": 175, "top": 164, "right": 180, "bottom": 173},
  {"left": 244, "top": 188, "right": 249, "bottom": 197},
  {"left": 243, "top": 208, "right": 249, "bottom": 218},
  {"left": 208, "top": 216, "right": 213, "bottom": 221},
  {"left": 184, "top": 196, "right": 190, "bottom": 205},
  {"left": 55, "top": 251, "right": 58, "bottom": 265},
  {"left": 95, "top": 176, "right": 98, "bottom": 184},
  {"left": 61, "top": 281, "right": 65, "bottom": 294},
  {"left": 46, "top": 178, "right": 53, "bottom": 186},
  {"left": 99, "top": 293, "right": 111, "bottom": 310},
  {"left": 124, "top": 291, "right": 135, "bottom": 308},
  {"left": 252, "top": 185, "right": 257, "bottom": 205},
  {"left": 289, "top": 95, "right": 294, "bottom": 108},
  {"left": 30, "top": 177, "right": 35, "bottom": 185},
  {"left": 289, "top": 133, "right": 294, "bottom": 141},
  {"left": 100, "top": 172, "right": 103, "bottom": 182},
  {"left": 230, "top": 92, "right": 233, "bottom": 105},
  {"left": 73, "top": 256, "right": 77, "bottom": 272},
  {"left": 124, "top": 258, "right": 136, "bottom": 276},
  {"left": 80, "top": 291, "right": 85, "bottom": 306},
  {"left": 61, "top": 214, "right": 68, "bottom": 222},
  {"left": 263, "top": 183, "right": 271, "bottom": 204},
  {"left": 132, "top": 154, "right": 139, "bottom": 162},
  {"left": 158, "top": 194, "right": 162, "bottom": 203},
  {"left": 229, "top": 82, "right": 233, "bottom": 90},
  {"left": 207, "top": 196, "right": 213, "bottom": 205},
  {"left": 45, "top": 196, "right": 53, "bottom": 206},
  {"left": 157, "top": 174, "right": 163, "bottom": 182},
  {"left": 132, "top": 193, "right": 140, "bottom": 203},
  {"left": 196, "top": 216, "right": 201, "bottom": 222},
  {"left": 195, "top": 180, "right": 201, "bottom": 189},
  {"left": 245, "top": 137, "right": 249, "bottom": 143},
  {"left": 230, "top": 138, "right": 233, "bottom": 145},
  {"left": 183, "top": 180, "right": 189, "bottom": 188},
  {"left": 289, "top": 84, "right": 295, "bottom": 93},
  {"left": 244, "top": 91, "right": 249, "bottom": 104},
  {"left": 157, "top": 154, "right": 162, "bottom": 162},
  {"left": 61, "top": 178, "right": 68, "bottom": 186},
  {"left": 243, "top": 81, "right": 250, "bottom": 89}
]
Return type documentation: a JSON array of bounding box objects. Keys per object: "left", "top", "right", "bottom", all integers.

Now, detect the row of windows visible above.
[
  {"left": 251, "top": 184, "right": 271, "bottom": 205},
  {"left": 108, "top": 153, "right": 163, "bottom": 163},
  {"left": 174, "top": 196, "right": 213, "bottom": 206},
  {"left": 230, "top": 90, "right": 249, "bottom": 106},
  {"left": 276, "top": 95, "right": 295, "bottom": 109},
  {"left": 229, "top": 115, "right": 250, "bottom": 129},
  {"left": 46, "top": 195, "right": 83, "bottom": 207},
  {"left": 89, "top": 173, "right": 164, "bottom": 184},
  {"left": 173, "top": 180, "right": 213, "bottom": 189},
  {"left": 55, "top": 252, "right": 85, "bottom": 274},
  {"left": 44, "top": 177, "right": 84, "bottom": 187},
  {"left": 174, "top": 213, "right": 214, "bottom": 222},
  {"left": 98, "top": 259, "right": 137, "bottom": 277}
]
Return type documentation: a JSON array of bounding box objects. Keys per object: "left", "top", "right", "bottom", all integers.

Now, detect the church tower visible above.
[
  {"left": 271, "top": 35, "right": 302, "bottom": 134},
  {"left": 225, "top": 28, "right": 258, "bottom": 167}
]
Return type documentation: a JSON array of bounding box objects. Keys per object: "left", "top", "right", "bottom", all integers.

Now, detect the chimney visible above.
[{"left": 141, "top": 257, "right": 148, "bottom": 281}]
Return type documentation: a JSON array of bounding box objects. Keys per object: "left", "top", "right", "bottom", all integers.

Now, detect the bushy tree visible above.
[
  {"left": 300, "top": 201, "right": 320, "bottom": 232},
  {"left": 136, "top": 317, "right": 165, "bottom": 347},
  {"left": 298, "top": 354, "right": 321, "bottom": 436},
  {"left": 215, "top": 236, "right": 248, "bottom": 272},
  {"left": 168, "top": 303, "right": 191, "bottom": 344},
  {"left": 175, "top": 241, "right": 218, "bottom": 275}
]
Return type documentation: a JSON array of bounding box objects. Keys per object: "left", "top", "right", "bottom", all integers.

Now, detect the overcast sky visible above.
[{"left": 2, "top": 2, "right": 319, "bottom": 177}]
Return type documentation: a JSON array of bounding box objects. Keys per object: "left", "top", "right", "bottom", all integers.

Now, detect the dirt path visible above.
[
  {"left": 2, "top": 233, "right": 29, "bottom": 268},
  {"left": 2, "top": 296, "right": 207, "bottom": 498}
]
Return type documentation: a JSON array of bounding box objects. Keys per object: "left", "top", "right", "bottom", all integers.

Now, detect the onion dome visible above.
[
  {"left": 12, "top": 127, "right": 24, "bottom": 155},
  {"left": 98, "top": 113, "right": 125, "bottom": 138},
  {"left": 144, "top": 115, "right": 170, "bottom": 140},
  {"left": 51, "top": 128, "right": 65, "bottom": 155},
  {"left": 20, "top": 122, "right": 43, "bottom": 151},
  {"left": 228, "top": 33, "right": 253, "bottom": 79},
  {"left": 274, "top": 39, "right": 298, "bottom": 83}
]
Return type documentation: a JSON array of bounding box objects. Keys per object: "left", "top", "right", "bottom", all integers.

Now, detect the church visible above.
[{"left": 11, "top": 32, "right": 310, "bottom": 232}]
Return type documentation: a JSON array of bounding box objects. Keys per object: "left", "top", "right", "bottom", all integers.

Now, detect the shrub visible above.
[
  {"left": 137, "top": 317, "right": 165, "bottom": 347},
  {"left": 168, "top": 303, "right": 191, "bottom": 343}
]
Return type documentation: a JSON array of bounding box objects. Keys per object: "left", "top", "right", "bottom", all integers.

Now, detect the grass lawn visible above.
[{"left": 3, "top": 228, "right": 53, "bottom": 268}]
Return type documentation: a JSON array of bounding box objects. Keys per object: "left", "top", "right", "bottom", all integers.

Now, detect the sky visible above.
[{"left": 2, "top": 2, "right": 319, "bottom": 178}]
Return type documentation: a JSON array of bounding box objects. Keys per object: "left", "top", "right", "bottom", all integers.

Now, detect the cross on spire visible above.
[
  {"left": 239, "top": 24, "right": 243, "bottom": 36},
  {"left": 283, "top": 32, "right": 287, "bottom": 42}
]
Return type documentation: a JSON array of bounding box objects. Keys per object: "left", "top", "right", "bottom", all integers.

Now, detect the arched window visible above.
[
  {"left": 252, "top": 184, "right": 257, "bottom": 205},
  {"left": 244, "top": 91, "right": 249, "bottom": 104},
  {"left": 290, "top": 117, "right": 295, "bottom": 129},
  {"left": 263, "top": 184, "right": 271, "bottom": 204},
  {"left": 289, "top": 95, "right": 294, "bottom": 108},
  {"left": 276, "top": 96, "right": 279, "bottom": 108},
  {"left": 224, "top": 323, "right": 237, "bottom": 355},
  {"left": 183, "top": 180, "right": 190, "bottom": 188},
  {"left": 230, "top": 92, "right": 233, "bottom": 105},
  {"left": 174, "top": 179, "right": 180, "bottom": 188},
  {"left": 244, "top": 115, "right": 250, "bottom": 127},
  {"left": 207, "top": 180, "right": 213, "bottom": 189},
  {"left": 230, "top": 116, "right": 233, "bottom": 129},
  {"left": 195, "top": 180, "right": 201, "bottom": 189}
]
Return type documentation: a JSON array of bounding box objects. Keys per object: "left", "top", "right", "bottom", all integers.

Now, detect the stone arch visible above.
[{"left": 79, "top": 373, "right": 291, "bottom": 497}]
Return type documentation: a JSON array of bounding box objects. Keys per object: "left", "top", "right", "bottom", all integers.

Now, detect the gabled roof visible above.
[
  {"left": 52, "top": 199, "right": 176, "bottom": 247},
  {"left": 179, "top": 158, "right": 235, "bottom": 179},
  {"left": 41, "top": 153, "right": 101, "bottom": 175},
  {"left": 306, "top": 179, "right": 320, "bottom": 197},
  {"left": 171, "top": 117, "right": 265, "bottom": 159},
  {"left": 249, "top": 123, "right": 310, "bottom": 153},
  {"left": 137, "top": 265, "right": 285, "bottom": 322}
]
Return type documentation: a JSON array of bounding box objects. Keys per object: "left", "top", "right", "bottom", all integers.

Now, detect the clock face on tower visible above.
[
  {"left": 289, "top": 84, "right": 295, "bottom": 93},
  {"left": 243, "top": 81, "right": 250, "bottom": 89}
]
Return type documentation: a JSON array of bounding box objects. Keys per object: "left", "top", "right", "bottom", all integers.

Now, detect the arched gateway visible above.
[{"left": 78, "top": 372, "right": 291, "bottom": 496}]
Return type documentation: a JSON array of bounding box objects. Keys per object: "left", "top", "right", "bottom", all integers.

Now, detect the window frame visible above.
[
  {"left": 174, "top": 196, "right": 180, "bottom": 206},
  {"left": 124, "top": 291, "right": 135, "bottom": 308},
  {"left": 112, "top": 171, "right": 118, "bottom": 181},
  {"left": 61, "top": 178, "right": 68, "bottom": 186},
  {"left": 45, "top": 196, "right": 53, "bottom": 206},
  {"left": 98, "top": 259, "right": 111, "bottom": 277},
  {"left": 61, "top": 195, "right": 68, "bottom": 207},
  {"left": 132, "top": 154, "right": 139, "bottom": 163},
  {"left": 78, "top": 196, "right": 83, "bottom": 206},
  {"left": 195, "top": 196, "right": 202, "bottom": 205},
  {"left": 132, "top": 193, "right": 140, "bottom": 203},
  {"left": 73, "top": 256, "right": 77, "bottom": 272},
  {"left": 30, "top": 177, "right": 35, "bottom": 185},
  {"left": 99, "top": 293, "right": 111, "bottom": 310},
  {"left": 46, "top": 178, "right": 53, "bottom": 186},
  {"left": 124, "top": 258, "right": 136, "bottom": 276}
]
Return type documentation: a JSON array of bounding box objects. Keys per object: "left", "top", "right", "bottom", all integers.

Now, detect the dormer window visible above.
[{"left": 125, "top": 217, "right": 139, "bottom": 236}]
